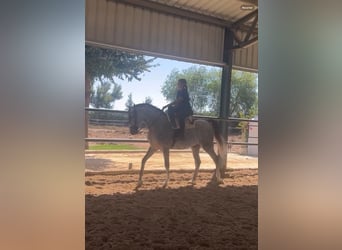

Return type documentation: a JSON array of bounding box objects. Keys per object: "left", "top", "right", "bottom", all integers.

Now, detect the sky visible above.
[
  {"left": 92, "top": 56, "right": 258, "bottom": 111},
  {"left": 112, "top": 57, "right": 220, "bottom": 110}
]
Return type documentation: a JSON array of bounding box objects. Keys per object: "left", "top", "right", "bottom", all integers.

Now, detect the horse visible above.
[{"left": 128, "top": 103, "right": 226, "bottom": 188}]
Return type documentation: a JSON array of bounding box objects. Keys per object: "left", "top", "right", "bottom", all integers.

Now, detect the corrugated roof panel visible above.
[
  {"left": 194, "top": 22, "right": 203, "bottom": 58},
  {"left": 114, "top": 3, "right": 125, "bottom": 45},
  {"left": 123, "top": 4, "right": 135, "bottom": 47},
  {"left": 140, "top": 8, "right": 152, "bottom": 49},
  {"left": 86, "top": 0, "right": 225, "bottom": 65},
  {"left": 132, "top": 7, "right": 143, "bottom": 45},
  {"left": 104, "top": 1, "right": 115, "bottom": 43},
  {"left": 95, "top": 0, "right": 106, "bottom": 42},
  {"left": 86, "top": 0, "right": 257, "bottom": 71},
  {"left": 164, "top": 15, "right": 175, "bottom": 54},
  {"left": 232, "top": 43, "right": 258, "bottom": 72},
  {"left": 172, "top": 17, "right": 182, "bottom": 54},
  {"left": 85, "top": 0, "right": 96, "bottom": 40},
  {"left": 252, "top": 43, "right": 258, "bottom": 67}
]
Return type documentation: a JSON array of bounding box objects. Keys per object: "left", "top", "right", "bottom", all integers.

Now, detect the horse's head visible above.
[
  {"left": 128, "top": 103, "right": 163, "bottom": 134},
  {"left": 128, "top": 105, "right": 140, "bottom": 135}
]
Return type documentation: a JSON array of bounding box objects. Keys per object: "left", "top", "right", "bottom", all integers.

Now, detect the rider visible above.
[{"left": 163, "top": 78, "right": 193, "bottom": 138}]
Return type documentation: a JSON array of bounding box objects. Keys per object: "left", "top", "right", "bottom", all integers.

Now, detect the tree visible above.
[
  {"left": 111, "top": 82, "right": 124, "bottom": 107},
  {"left": 161, "top": 66, "right": 257, "bottom": 117},
  {"left": 144, "top": 96, "right": 153, "bottom": 104},
  {"left": 91, "top": 81, "right": 123, "bottom": 109},
  {"left": 85, "top": 45, "right": 155, "bottom": 108},
  {"left": 161, "top": 66, "right": 220, "bottom": 114},
  {"left": 125, "top": 93, "right": 134, "bottom": 110},
  {"left": 85, "top": 45, "right": 156, "bottom": 148},
  {"left": 229, "top": 71, "right": 258, "bottom": 118}
]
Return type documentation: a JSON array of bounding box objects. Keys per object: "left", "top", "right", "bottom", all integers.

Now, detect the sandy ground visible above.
[
  {"left": 85, "top": 151, "right": 258, "bottom": 250},
  {"left": 86, "top": 169, "right": 257, "bottom": 249},
  {"left": 85, "top": 151, "right": 257, "bottom": 173},
  {"left": 86, "top": 125, "right": 258, "bottom": 249}
]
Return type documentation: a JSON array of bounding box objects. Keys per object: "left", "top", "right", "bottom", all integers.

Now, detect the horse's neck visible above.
[
  {"left": 140, "top": 107, "right": 168, "bottom": 127},
  {"left": 141, "top": 108, "right": 173, "bottom": 142}
]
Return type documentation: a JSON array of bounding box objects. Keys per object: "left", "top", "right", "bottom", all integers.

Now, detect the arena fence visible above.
[{"left": 85, "top": 107, "right": 258, "bottom": 151}]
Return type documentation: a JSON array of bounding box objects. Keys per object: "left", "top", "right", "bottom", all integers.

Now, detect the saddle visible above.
[{"left": 170, "top": 116, "right": 195, "bottom": 146}]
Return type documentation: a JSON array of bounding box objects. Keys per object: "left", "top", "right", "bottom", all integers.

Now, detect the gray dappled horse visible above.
[{"left": 128, "top": 103, "right": 225, "bottom": 188}]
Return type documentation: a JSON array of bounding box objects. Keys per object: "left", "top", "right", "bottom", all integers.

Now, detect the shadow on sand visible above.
[{"left": 86, "top": 183, "right": 257, "bottom": 249}]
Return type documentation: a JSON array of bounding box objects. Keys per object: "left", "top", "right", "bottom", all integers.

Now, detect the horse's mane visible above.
[{"left": 134, "top": 103, "right": 165, "bottom": 115}]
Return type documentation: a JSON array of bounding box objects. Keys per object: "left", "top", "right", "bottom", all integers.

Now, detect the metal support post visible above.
[{"left": 219, "top": 28, "right": 234, "bottom": 172}]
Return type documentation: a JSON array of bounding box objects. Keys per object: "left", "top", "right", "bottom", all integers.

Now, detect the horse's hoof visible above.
[
  {"left": 217, "top": 179, "right": 224, "bottom": 184},
  {"left": 189, "top": 180, "right": 196, "bottom": 186},
  {"left": 136, "top": 181, "right": 143, "bottom": 189}
]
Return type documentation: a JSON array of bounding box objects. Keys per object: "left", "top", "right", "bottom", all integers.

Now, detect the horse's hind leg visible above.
[
  {"left": 137, "top": 146, "right": 156, "bottom": 188},
  {"left": 162, "top": 148, "right": 170, "bottom": 188},
  {"left": 202, "top": 144, "right": 223, "bottom": 184},
  {"left": 191, "top": 145, "right": 201, "bottom": 185}
]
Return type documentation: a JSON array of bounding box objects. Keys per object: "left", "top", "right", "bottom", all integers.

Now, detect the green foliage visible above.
[
  {"left": 230, "top": 71, "right": 258, "bottom": 118},
  {"left": 91, "top": 81, "right": 123, "bottom": 109},
  {"left": 85, "top": 45, "right": 156, "bottom": 83},
  {"left": 112, "top": 82, "right": 123, "bottom": 103},
  {"left": 161, "top": 66, "right": 258, "bottom": 118},
  {"left": 161, "top": 66, "right": 221, "bottom": 115},
  {"left": 86, "top": 45, "right": 157, "bottom": 109}
]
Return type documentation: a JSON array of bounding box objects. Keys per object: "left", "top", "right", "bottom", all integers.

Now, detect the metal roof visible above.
[
  {"left": 148, "top": 0, "right": 258, "bottom": 24},
  {"left": 131, "top": 0, "right": 258, "bottom": 38},
  {"left": 86, "top": 0, "right": 258, "bottom": 71}
]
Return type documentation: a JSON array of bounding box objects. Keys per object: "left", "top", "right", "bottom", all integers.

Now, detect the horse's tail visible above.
[{"left": 209, "top": 119, "right": 227, "bottom": 171}]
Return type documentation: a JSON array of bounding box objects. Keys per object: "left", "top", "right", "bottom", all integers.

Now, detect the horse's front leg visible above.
[
  {"left": 162, "top": 148, "right": 170, "bottom": 188},
  {"left": 191, "top": 145, "right": 201, "bottom": 185},
  {"left": 137, "top": 146, "right": 156, "bottom": 189}
]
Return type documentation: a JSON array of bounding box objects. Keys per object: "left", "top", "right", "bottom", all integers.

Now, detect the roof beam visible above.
[
  {"left": 243, "top": 14, "right": 258, "bottom": 42},
  {"left": 231, "top": 9, "right": 258, "bottom": 49},
  {"left": 233, "top": 36, "right": 258, "bottom": 49},
  {"left": 232, "top": 9, "right": 258, "bottom": 28}
]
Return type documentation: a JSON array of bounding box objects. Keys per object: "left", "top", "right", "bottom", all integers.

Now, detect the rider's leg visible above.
[{"left": 178, "top": 117, "right": 185, "bottom": 138}]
